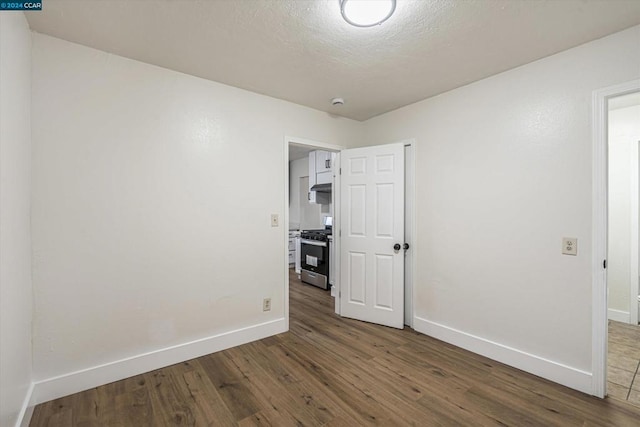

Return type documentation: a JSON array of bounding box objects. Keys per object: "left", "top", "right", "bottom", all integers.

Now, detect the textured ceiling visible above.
[{"left": 27, "top": 0, "right": 640, "bottom": 121}]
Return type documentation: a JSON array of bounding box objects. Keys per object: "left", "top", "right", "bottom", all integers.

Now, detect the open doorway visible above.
[
  {"left": 284, "top": 136, "right": 416, "bottom": 331},
  {"left": 284, "top": 137, "right": 343, "bottom": 330},
  {"left": 592, "top": 80, "right": 640, "bottom": 400},
  {"left": 606, "top": 91, "right": 640, "bottom": 406}
]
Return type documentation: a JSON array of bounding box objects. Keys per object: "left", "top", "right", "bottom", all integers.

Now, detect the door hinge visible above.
[
  {"left": 339, "top": 168, "right": 341, "bottom": 175},
  {"left": 603, "top": 259, "right": 607, "bottom": 269}
]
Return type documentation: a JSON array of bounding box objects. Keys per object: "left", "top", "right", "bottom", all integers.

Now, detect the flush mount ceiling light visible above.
[{"left": 340, "top": 0, "right": 396, "bottom": 27}]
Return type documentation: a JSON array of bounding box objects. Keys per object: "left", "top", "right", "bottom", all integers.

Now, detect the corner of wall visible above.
[{"left": 0, "top": 10, "right": 35, "bottom": 427}]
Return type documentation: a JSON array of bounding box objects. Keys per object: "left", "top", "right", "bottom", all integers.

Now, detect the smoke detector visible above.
[{"left": 331, "top": 98, "right": 345, "bottom": 106}]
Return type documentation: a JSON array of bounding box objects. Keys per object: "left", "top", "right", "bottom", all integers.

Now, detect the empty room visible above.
[{"left": 2, "top": 1, "right": 640, "bottom": 426}]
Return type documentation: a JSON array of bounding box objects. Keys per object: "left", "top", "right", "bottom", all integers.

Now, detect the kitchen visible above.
[{"left": 288, "top": 146, "right": 338, "bottom": 292}]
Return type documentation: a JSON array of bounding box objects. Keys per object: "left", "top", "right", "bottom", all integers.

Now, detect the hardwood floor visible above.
[
  {"left": 608, "top": 320, "right": 640, "bottom": 407},
  {"left": 31, "top": 270, "right": 640, "bottom": 426}
]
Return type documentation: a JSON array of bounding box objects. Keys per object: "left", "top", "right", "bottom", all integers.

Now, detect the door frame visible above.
[
  {"left": 283, "top": 136, "right": 417, "bottom": 330},
  {"left": 404, "top": 141, "right": 417, "bottom": 328},
  {"left": 631, "top": 140, "right": 640, "bottom": 326},
  {"left": 284, "top": 136, "right": 344, "bottom": 331},
  {"left": 592, "top": 79, "right": 640, "bottom": 398}
]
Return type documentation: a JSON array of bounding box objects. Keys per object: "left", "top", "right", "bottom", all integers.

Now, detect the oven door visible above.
[{"left": 300, "top": 239, "right": 328, "bottom": 277}]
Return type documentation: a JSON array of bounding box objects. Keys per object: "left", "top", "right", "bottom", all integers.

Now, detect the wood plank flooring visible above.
[
  {"left": 31, "top": 270, "right": 640, "bottom": 426},
  {"left": 608, "top": 320, "right": 640, "bottom": 407}
]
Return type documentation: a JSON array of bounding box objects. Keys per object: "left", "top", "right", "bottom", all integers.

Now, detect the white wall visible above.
[
  {"left": 362, "top": 26, "right": 640, "bottom": 392},
  {"left": 31, "top": 33, "right": 361, "bottom": 401},
  {"left": 608, "top": 104, "right": 640, "bottom": 319},
  {"left": 0, "top": 12, "right": 33, "bottom": 427},
  {"left": 288, "top": 157, "right": 308, "bottom": 229}
]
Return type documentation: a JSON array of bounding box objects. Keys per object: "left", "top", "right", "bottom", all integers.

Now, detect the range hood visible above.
[{"left": 310, "top": 183, "right": 332, "bottom": 193}]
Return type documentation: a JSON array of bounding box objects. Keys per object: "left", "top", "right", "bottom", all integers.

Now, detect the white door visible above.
[{"left": 340, "top": 143, "right": 405, "bottom": 329}]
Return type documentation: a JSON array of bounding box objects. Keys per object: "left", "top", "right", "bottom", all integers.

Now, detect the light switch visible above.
[
  {"left": 562, "top": 237, "right": 577, "bottom": 256},
  {"left": 271, "top": 214, "right": 279, "bottom": 227}
]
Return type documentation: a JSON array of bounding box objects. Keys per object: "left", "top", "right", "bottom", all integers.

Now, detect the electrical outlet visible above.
[
  {"left": 263, "top": 298, "right": 271, "bottom": 312},
  {"left": 271, "top": 214, "right": 279, "bottom": 227},
  {"left": 562, "top": 237, "right": 577, "bottom": 256}
]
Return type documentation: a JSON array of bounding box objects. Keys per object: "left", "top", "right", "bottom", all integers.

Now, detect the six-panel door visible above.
[{"left": 340, "top": 143, "right": 405, "bottom": 329}]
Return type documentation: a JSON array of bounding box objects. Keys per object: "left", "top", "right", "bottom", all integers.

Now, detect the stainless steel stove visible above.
[{"left": 300, "top": 228, "right": 332, "bottom": 289}]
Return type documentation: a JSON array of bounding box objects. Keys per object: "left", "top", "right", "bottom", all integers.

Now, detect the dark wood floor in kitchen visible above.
[{"left": 31, "top": 270, "right": 640, "bottom": 426}]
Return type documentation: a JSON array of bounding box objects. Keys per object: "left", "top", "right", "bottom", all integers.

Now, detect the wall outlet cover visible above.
[{"left": 562, "top": 237, "right": 577, "bottom": 256}]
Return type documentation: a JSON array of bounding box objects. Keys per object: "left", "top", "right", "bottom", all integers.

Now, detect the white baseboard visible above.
[
  {"left": 31, "top": 318, "right": 286, "bottom": 405},
  {"left": 413, "top": 316, "right": 592, "bottom": 395},
  {"left": 15, "top": 382, "right": 34, "bottom": 427},
  {"left": 607, "top": 308, "right": 630, "bottom": 324}
]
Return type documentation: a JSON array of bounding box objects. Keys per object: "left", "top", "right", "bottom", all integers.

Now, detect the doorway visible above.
[
  {"left": 284, "top": 137, "right": 342, "bottom": 331},
  {"left": 606, "top": 91, "right": 640, "bottom": 406},
  {"left": 284, "top": 136, "right": 415, "bottom": 330},
  {"left": 592, "top": 80, "right": 640, "bottom": 401}
]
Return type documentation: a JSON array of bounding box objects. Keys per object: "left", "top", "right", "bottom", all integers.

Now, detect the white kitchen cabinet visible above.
[
  {"left": 316, "top": 150, "right": 332, "bottom": 173},
  {"left": 288, "top": 230, "right": 300, "bottom": 267},
  {"left": 318, "top": 151, "right": 336, "bottom": 185},
  {"left": 308, "top": 150, "right": 334, "bottom": 203}
]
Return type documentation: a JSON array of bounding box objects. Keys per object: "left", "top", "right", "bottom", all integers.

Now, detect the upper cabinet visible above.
[
  {"left": 308, "top": 150, "right": 334, "bottom": 204},
  {"left": 316, "top": 150, "right": 332, "bottom": 173},
  {"left": 315, "top": 150, "right": 332, "bottom": 185}
]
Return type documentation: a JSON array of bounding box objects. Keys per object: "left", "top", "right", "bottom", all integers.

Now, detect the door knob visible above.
[
  {"left": 394, "top": 243, "right": 401, "bottom": 251},
  {"left": 403, "top": 243, "right": 410, "bottom": 250}
]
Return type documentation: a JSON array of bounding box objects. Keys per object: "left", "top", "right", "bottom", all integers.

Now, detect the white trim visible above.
[
  {"left": 14, "top": 382, "right": 34, "bottom": 427},
  {"left": 284, "top": 136, "right": 290, "bottom": 330},
  {"left": 629, "top": 139, "right": 639, "bottom": 326},
  {"left": 592, "top": 79, "right": 640, "bottom": 398},
  {"left": 413, "top": 316, "right": 592, "bottom": 394},
  {"left": 592, "top": 85, "right": 609, "bottom": 399},
  {"left": 608, "top": 308, "right": 631, "bottom": 323},
  {"left": 404, "top": 141, "right": 416, "bottom": 328},
  {"left": 333, "top": 152, "right": 342, "bottom": 315},
  {"left": 31, "top": 318, "right": 286, "bottom": 405},
  {"left": 286, "top": 136, "right": 344, "bottom": 153}
]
